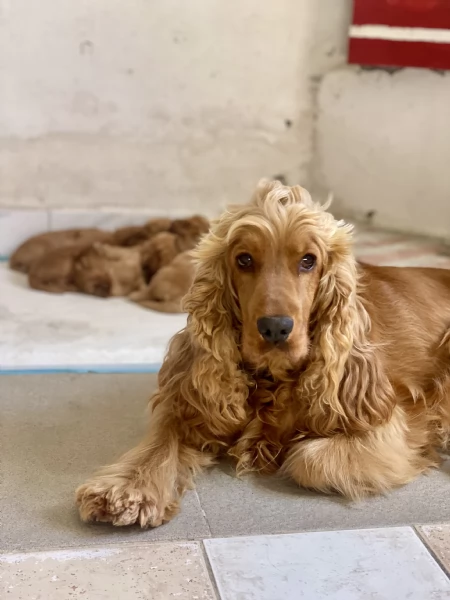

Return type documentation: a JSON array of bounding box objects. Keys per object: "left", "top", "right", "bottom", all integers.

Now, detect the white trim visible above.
[{"left": 350, "top": 24, "right": 450, "bottom": 44}]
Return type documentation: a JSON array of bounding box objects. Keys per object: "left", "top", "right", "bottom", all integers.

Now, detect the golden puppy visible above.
[
  {"left": 168, "top": 215, "right": 210, "bottom": 244},
  {"left": 28, "top": 244, "right": 91, "bottom": 294},
  {"left": 130, "top": 252, "right": 195, "bottom": 313},
  {"left": 139, "top": 232, "right": 180, "bottom": 282},
  {"left": 73, "top": 243, "right": 145, "bottom": 298},
  {"left": 10, "top": 229, "right": 112, "bottom": 273},
  {"left": 113, "top": 218, "right": 172, "bottom": 247},
  {"left": 140, "top": 216, "right": 209, "bottom": 281},
  {"left": 145, "top": 217, "right": 173, "bottom": 236}
]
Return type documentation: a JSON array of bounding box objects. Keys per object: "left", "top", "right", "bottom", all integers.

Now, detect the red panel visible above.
[
  {"left": 349, "top": 37, "right": 450, "bottom": 69},
  {"left": 353, "top": 0, "right": 450, "bottom": 30}
]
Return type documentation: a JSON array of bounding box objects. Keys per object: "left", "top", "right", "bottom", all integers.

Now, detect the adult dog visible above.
[{"left": 77, "top": 180, "right": 450, "bottom": 527}]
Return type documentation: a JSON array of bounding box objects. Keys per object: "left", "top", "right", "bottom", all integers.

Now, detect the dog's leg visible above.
[
  {"left": 281, "top": 407, "right": 436, "bottom": 499},
  {"left": 76, "top": 404, "right": 214, "bottom": 527}
]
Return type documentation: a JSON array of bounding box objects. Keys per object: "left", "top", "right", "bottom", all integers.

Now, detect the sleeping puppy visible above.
[
  {"left": 113, "top": 218, "right": 172, "bottom": 247},
  {"left": 73, "top": 243, "right": 145, "bottom": 298},
  {"left": 10, "top": 229, "right": 112, "bottom": 273},
  {"left": 168, "top": 215, "right": 210, "bottom": 244},
  {"left": 139, "top": 232, "right": 180, "bottom": 282},
  {"left": 140, "top": 216, "right": 209, "bottom": 281},
  {"left": 130, "top": 252, "right": 195, "bottom": 313},
  {"left": 28, "top": 243, "right": 91, "bottom": 294}
]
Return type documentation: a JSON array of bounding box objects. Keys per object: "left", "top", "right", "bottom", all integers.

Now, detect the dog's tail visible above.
[{"left": 132, "top": 298, "right": 185, "bottom": 314}]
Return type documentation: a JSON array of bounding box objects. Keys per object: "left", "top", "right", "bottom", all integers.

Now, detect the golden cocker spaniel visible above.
[{"left": 77, "top": 179, "right": 450, "bottom": 527}]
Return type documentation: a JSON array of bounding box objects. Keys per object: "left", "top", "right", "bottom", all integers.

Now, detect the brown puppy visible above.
[
  {"left": 73, "top": 243, "right": 145, "bottom": 298},
  {"left": 168, "top": 215, "right": 210, "bottom": 249},
  {"left": 113, "top": 218, "right": 172, "bottom": 247},
  {"left": 28, "top": 243, "right": 91, "bottom": 294},
  {"left": 130, "top": 252, "right": 195, "bottom": 313},
  {"left": 139, "top": 232, "right": 180, "bottom": 282},
  {"left": 10, "top": 229, "right": 112, "bottom": 273},
  {"left": 146, "top": 217, "right": 173, "bottom": 236},
  {"left": 140, "top": 216, "right": 209, "bottom": 281}
]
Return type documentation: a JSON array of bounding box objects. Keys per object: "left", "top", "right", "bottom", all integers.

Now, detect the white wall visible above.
[
  {"left": 3, "top": 1, "right": 448, "bottom": 239},
  {"left": 0, "top": 0, "right": 350, "bottom": 216},
  {"left": 314, "top": 68, "right": 450, "bottom": 239}
]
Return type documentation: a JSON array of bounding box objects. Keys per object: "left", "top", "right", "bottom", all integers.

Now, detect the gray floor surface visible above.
[{"left": 1, "top": 373, "right": 449, "bottom": 553}]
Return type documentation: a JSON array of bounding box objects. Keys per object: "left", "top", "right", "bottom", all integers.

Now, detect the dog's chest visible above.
[{"left": 229, "top": 380, "right": 303, "bottom": 472}]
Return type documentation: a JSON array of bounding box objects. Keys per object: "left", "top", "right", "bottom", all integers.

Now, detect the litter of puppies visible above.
[{"left": 9, "top": 216, "right": 209, "bottom": 313}]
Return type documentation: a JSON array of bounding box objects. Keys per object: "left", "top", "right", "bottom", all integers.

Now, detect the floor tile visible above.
[
  {"left": 196, "top": 461, "right": 450, "bottom": 538},
  {"left": 0, "top": 264, "right": 185, "bottom": 370},
  {"left": 204, "top": 528, "right": 450, "bottom": 600},
  {"left": 0, "top": 209, "right": 49, "bottom": 258},
  {"left": 418, "top": 524, "right": 450, "bottom": 575},
  {"left": 1, "top": 542, "right": 216, "bottom": 600},
  {"left": 0, "top": 374, "right": 211, "bottom": 553}
]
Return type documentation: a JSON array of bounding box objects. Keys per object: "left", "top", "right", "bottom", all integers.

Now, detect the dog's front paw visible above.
[{"left": 76, "top": 477, "right": 178, "bottom": 528}]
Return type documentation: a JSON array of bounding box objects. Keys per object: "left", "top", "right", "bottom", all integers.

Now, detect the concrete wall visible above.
[
  {"left": 314, "top": 67, "right": 450, "bottom": 239},
  {"left": 0, "top": 0, "right": 350, "bottom": 216},
  {"left": 4, "top": 1, "right": 446, "bottom": 238}
]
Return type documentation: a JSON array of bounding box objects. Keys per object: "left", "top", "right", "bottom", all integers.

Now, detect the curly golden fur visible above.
[{"left": 77, "top": 179, "right": 450, "bottom": 528}]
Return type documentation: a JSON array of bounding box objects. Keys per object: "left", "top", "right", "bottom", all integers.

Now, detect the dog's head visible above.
[
  {"left": 185, "top": 180, "right": 354, "bottom": 378},
  {"left": 169, "top": 180, "right": 393, "bottom": 440},
  {"left": 73, "top": 245, "right": 112, "bottom": 297}
]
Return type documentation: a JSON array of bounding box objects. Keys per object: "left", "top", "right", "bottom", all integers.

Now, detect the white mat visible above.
[{"left": 0, "top": 264, "right": 186, "bottom": 372}]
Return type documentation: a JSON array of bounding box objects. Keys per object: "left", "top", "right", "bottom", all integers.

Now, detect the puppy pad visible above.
[{"left": 0, "top": 264, "right": 186, "bottom": 371}]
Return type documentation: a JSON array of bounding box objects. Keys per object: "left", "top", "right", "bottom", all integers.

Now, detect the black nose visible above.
[{"left": 257, "top": 316, "right": 294, "bottom": 344}]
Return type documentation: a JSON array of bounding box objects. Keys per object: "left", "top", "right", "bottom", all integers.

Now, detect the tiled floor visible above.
[
  {"left": 205, "top": 529, "right": 450, "bottom": 600},
  {"left": 1, "top": 543, "right": 217, "bottom": 600},
  {"left": 1, "top": 225, "right": 450, "bottom": 598},
  {"left": 2, "top": 530, "right": 450, "bottom": 599},
  {"left": 418, "top": 524, "right": 450, "bottom": 576}
]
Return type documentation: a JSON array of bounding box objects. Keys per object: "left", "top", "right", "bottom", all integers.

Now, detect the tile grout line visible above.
[
  {"left": 193, "top": 486, "right": 222, "bottom": 596},
  {"left": 194, "top": 488, "right": 213, "bottom": 538},
  {"left": 199, "top": 539, "right": 223, "bottom": 600},
  {"left": 413, "top": 525, "right": 450, "bottom": 579},
  {"left": 4, "top": 537, "right": 211, "bottom": 556}
]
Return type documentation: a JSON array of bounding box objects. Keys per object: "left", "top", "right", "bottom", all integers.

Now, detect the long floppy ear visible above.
[
  {"left": 301, "top": 223, "right": 395, "bottom": 436},
  {"left": 174, "top": 225, "right": 251, "bottom": 435}
]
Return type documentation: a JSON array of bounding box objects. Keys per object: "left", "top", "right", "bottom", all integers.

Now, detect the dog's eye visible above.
[
  {"left": 236, "top": 253, "right": 253, "bottom": 269},
  {"left": 299, "top": 253, "right": 316, "bottom": 272}
]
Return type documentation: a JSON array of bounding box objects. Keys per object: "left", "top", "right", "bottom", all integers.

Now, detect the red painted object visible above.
[{"left": 349, "top": 0, "right": 450, "bottom": 69}]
